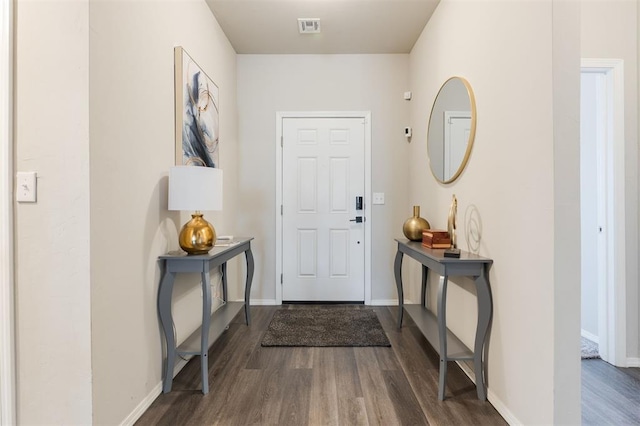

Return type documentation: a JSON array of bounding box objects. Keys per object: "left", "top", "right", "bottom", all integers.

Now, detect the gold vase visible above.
[{"left": 402, "top": 206, "right": 430, "bottom": 241}]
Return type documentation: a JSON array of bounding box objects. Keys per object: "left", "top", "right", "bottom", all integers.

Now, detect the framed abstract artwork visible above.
[{"left": 174, "top": 46, "right": 219, "bottom": 167}]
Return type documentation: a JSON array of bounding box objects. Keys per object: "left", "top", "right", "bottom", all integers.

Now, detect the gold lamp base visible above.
[{"left": 178, "top": 212, "right": 217, "bottom": 255}]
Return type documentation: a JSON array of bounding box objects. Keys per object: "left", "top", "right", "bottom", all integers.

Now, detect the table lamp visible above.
[{"left": 169, "top": 166, "right": 223, "bottom": 255}]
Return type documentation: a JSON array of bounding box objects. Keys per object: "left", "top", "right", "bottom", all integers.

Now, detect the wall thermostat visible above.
[{"left": 404, "top": 127, "right": 412, "bottom": 138}]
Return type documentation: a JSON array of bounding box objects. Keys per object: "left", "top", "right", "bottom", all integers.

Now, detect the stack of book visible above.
[{"left": 422, "top": 229, "right": 452, "bottom": 249}]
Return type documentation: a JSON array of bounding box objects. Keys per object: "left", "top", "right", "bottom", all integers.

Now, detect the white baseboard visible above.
[
  {"left": 369, "top": 299, "right": 398, "bottom": 306},
  {"left": 248, "top": 299, "right": 278, "bottom": 305},
  {"left": 121, "top": 382, "right": 162, "bottom": 426},
  {"left": 627, "top": 357, "right": 640, "bottom": 368},
  {"left": 228, "top": 298, "right": 277, "bottom": 305},
  {"left": 120, "top": 357, "right": 189, "bottom": 426},
  {"left": 456, "top": 361, "right": 521, "bottom": 426},
  {"left": 581, "top": 329, "right": 599, "bottom": 344}
]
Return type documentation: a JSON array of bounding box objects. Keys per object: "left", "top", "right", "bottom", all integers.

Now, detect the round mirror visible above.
[{"left": 427, "top": 76, "right": 477, "bottom": 184}]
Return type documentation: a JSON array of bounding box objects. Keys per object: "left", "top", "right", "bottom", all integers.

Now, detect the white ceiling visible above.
[{"left": 205, "top": 0, "right": 441, "bottom": 54}]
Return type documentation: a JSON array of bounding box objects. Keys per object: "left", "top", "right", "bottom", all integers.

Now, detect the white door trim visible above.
[
  {"left": 275, "top": 111, "right": 372, "bottom": 305},
  {"left": 0, "top": 0, "right": 16, "bottom": 423},
  {"left": 581, "top": 58, "right": 626, "bottom": 367},
  {"left": 443, "top": 110, "right": 471, "bottom": 179}
]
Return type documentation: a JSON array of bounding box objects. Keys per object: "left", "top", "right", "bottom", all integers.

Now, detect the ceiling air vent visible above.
[{"left": 298, "top": 18, "right": 321, "bottom": 34}]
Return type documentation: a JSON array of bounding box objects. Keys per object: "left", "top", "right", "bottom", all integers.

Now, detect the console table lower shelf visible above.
[
  {"left": 403, "top": 304, "right": 474, "bottom": 361},
  {"left": 175, "top": 302, "right": 244, "bottom": 356}
]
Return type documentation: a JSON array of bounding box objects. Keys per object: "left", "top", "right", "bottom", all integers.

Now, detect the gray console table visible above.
[
  {"left": 158, "top": 237, "right": 254, "bottom": 394},
  {"left": 393, "top": 239, "right": 493, "bottom": 401}
]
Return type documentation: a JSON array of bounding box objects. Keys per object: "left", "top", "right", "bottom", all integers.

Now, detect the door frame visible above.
[
  {"left": 0, "top": 0, "right": 16, "bottom": 423},
  {"left": 580, "top": 58, "right": 626, "bottom": 366},
  {"left": 275, "top": 111, "right": 372, "bottom": 305}
]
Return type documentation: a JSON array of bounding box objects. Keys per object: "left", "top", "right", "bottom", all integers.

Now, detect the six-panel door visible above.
[{"left": 282, "top": 117, "right": 365, "bottom": 302}]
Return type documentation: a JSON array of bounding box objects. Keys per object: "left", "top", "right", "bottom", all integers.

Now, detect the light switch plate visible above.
[
  {"left": 16, "top": 171, "right": 37, "bottom": 203},
  {"left": 372, "top": 192, "right": 385, "bottom": 205}
]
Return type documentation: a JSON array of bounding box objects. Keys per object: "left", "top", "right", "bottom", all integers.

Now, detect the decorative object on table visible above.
[
  {"left": 168, "top": 165, "right": 223, "bottom": 255},
  {"left": 174, "top": 46, "right": 220, "bottom": 168},
  {"left": 444, "top": 248, "right": 461, "bottom": 258},
  {"left": 422, "top": 229, "right": 451, "bottom": 249},
  {"left": 464, "top": 204, "right": 482, "bottom": 254},
  {"left": 214, "top": 235, "right": 236, "bottom": 247},
  {"left": 261, "top": 307, "right": 390, "bottom": 347},
  {"left": 402, "top": 205, "right": 431, "bottom": 241},
  {"left": 447, "top": 194, "right": 458, "bottom": 248}
]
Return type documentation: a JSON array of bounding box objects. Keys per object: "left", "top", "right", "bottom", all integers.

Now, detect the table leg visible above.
[
  {"left": 420, "top": 264, "right": 429, "bottom": 307},
  {"left": 394, "top": 248, "right": 404, "bottom": 329},
  {"left": 474, "top": 267, "right": 492, "bottom": 401},
  {"left": 158, "top": 269, "right": 176, "bottom": 393},
  {"left": 200, "top": 270, "right": 212, "bottom": 395},
  {"left": 437, "top": 275, "right": 449, "bottom": 401},
  {"left": 221, "top": 262, "right": 228, "bottom": 302},
  {"left": 244, "top": 246, "right": 254, "bottom": 325}
]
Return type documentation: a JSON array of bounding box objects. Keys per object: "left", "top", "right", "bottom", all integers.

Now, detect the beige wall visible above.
[
  {"left": 14, "top": 0, "right": 238, "bottom": 424},
  {"left": 408, "top": 0, "right": 580, "bottom": 423},
  {"left": 581, "top": 0, "right": 639, "bottom": 360},
  {"left": 14, "top": 0, "right": 92, "bottom": 423},
  {"left": 89, "top": 0, "right": 238, "bottom": 424},
  {"left": 236, "top": 54, "right": 411, "bottom": 304}
]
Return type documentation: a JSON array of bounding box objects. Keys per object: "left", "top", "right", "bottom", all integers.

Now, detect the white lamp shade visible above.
[{"left": 168, "top": 166, "right": 223, "bottom": 212}]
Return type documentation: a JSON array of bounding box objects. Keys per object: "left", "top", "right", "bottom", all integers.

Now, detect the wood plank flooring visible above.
[
  {"left": 582, "top": 358, "right": 640, "bottom": 425},
  {"left": 136, "top": 305, "right": 506, "bottom": 426}
]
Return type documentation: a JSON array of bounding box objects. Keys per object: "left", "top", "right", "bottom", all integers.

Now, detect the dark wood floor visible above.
[
  {"left": 582, "top": 358, "right": 640, "bottom": 425},
  {"left": 137, "top": 305, "right": 506, "bottom": 426}
]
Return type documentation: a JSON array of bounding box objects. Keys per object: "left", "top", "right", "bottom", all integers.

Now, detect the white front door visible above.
[{"left": 282, "top": 117, "right": 365, "bottom": 302}]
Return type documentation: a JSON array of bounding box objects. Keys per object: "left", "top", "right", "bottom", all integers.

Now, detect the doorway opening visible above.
[
  {"left": 275, "top": 111, "right": 372, "bottom": 305},
  {"left": 579, "top": 58, "right": 626, "bottom": 367}
]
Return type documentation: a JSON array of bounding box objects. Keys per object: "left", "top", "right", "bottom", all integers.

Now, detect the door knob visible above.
[{"left": 349, "top": 216, "right": 363, "bottom": 223}]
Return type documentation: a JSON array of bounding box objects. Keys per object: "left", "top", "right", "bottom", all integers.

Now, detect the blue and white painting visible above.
[{"left": 175, "top": 47, "right": 219, "bottom": 167}]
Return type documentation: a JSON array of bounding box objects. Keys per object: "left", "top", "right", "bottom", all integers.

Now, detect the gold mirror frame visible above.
[{"left": 427, "top": 76, "right": 477, "bottom": 184}]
